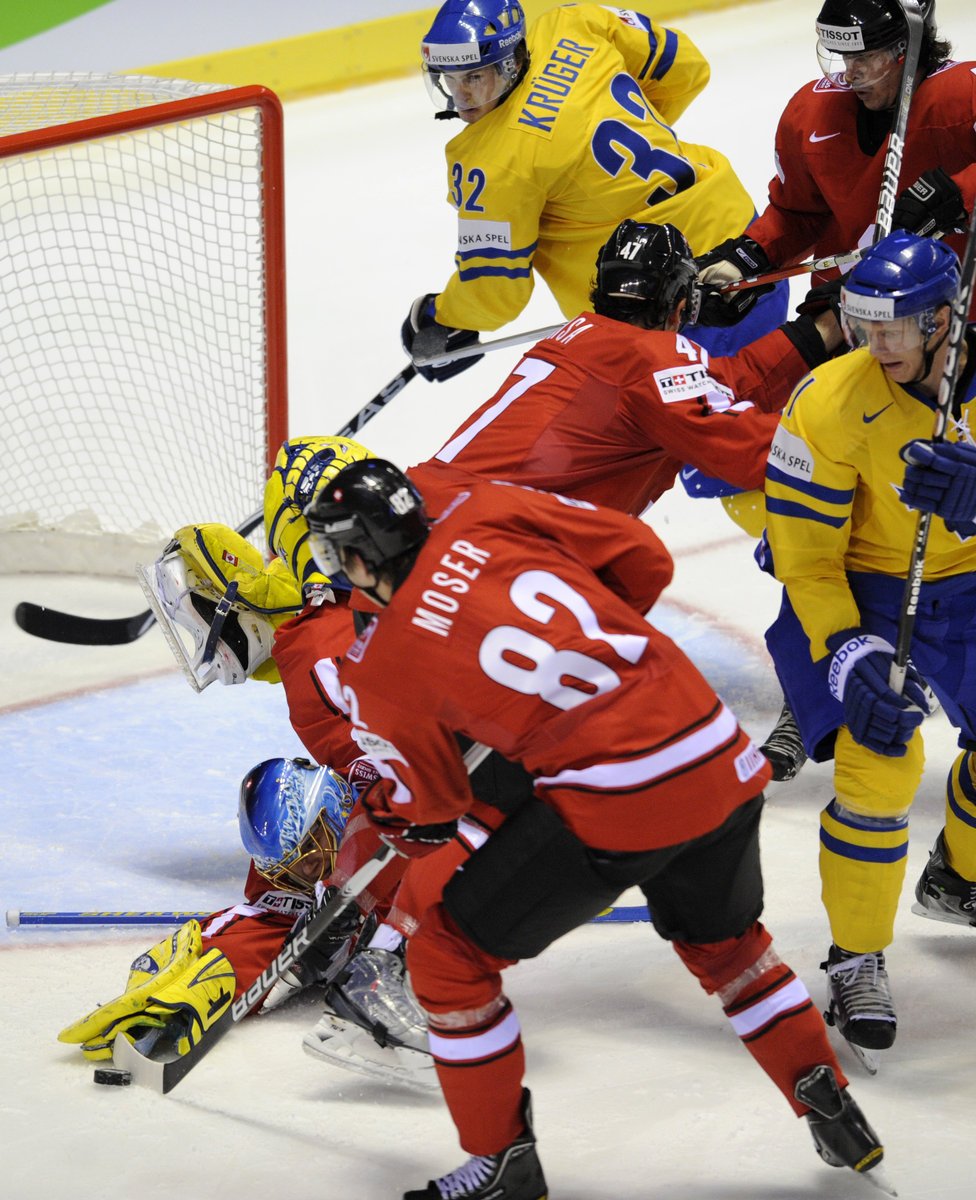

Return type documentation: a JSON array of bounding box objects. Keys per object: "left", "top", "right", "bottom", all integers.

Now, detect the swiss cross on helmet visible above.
[
  {"left": 421, "top": 0, "right": 528, "bottom": 117},
  {"left": 816, "top": 0, "right": 935, "bottom": 56},
  {"left": 305, "top": 459, "right": 430, "bottom": 584},
  {"left": 593, "top": 220, "right": 701, "bottom": 329},
  {"left": 840, "top": 229, "right": 960, "bottom": 349}
]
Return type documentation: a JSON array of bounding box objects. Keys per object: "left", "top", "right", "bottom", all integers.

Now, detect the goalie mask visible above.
[
  {"left": 238, "top": 757, "right": 354, "bottom": 892},
  {"left": 137, "top": 523, "right": 304, "bottom": 692}
]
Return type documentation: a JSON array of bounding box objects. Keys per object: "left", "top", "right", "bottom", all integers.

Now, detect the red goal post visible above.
[{"left": 0, "top": 74, "right": 288, "bottom": 576}]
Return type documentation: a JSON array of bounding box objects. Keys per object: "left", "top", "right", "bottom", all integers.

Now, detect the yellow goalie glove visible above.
[
  {"left": 137, "top": 522, "right": 304, "bottom": 691},
  {"left": 58, "top": 920, "right": 236, "bottom": 1060},
  {"left": 264, "top": 436, "right": 373, "bottom": 594}
]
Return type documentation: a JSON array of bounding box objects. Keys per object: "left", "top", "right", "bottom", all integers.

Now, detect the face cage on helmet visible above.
[
  {"left": 840, "top": 306, "right": 938, "bottom": 352},
  {"left": 253, "top": 809, "right": 341, "bottom": 894},
  {"left": 422, "top": 51, "right": 521, "bottom": 115}
]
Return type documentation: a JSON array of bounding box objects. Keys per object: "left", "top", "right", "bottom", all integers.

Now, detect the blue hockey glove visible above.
[
  {"left": 826, "top": 628, "right": 928, "bottom": 757},
  {"left": 401, "top": 293, "right": 483, "bottom": 382},
  {"left": 891, "top": 168, "right": 967, "bottom": 238},
  {"left": 900, "top": 439, "right": 976, "bottom": 537}
]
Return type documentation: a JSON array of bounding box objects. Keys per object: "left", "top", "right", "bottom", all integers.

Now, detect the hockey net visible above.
[{"left": 0, "top": 73, "right": 287, "bottom": 576}]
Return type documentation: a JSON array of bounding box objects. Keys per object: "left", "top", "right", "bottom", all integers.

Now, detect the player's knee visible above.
[
  {"left": 406, "top": 903, "right": 504, "bottom": 1019},
  {"left": 672, "top": 920, "right": 775, "bottom": 1000}
]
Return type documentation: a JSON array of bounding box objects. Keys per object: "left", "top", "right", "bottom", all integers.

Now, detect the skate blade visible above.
[
  {"left": 846, "top": 1041, "right": 881, "bottom": 1076},
  {"left": 911, "top": 900, "right": 976, "bottom": 928},
  {"left": 862, "top": 1162, "right": 898, "bottom": 1196},
  {"left": 302, "top": 1015, "right": 439, "bottom": 1093}
]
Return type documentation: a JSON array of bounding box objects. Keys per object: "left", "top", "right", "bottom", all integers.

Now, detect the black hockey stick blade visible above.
[
  {"left": 14, "top": 367, "right": 418, "bottom": 648},
  {"left": 13, "top": 509, "right": 265, "bottom": 647},
  {"left": 14, "top": 602, "right": 156, "bottom": 646}
]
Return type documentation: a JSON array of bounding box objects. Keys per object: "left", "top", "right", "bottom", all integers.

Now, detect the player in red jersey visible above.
[
  {"left": 697, "top": 0, "right": 973, "bottom": 312},
  {"left": 410, "top": 218, "right": 840, "bottom": 518},
  {"left": 304, "top": 459, "right": 890, "bottom": 1200}
]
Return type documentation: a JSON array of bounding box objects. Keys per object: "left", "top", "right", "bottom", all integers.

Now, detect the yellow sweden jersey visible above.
[
  {"left": 434, "top": 4, "right": 756, "bottom": 331},
  {"left": 765, "top": 341, "right": 976, "bottom": 659}
]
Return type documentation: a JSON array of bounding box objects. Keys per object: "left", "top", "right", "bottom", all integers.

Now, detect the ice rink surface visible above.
[{"left": 3, "top": 2, "right": 976, "bottom": 1196}]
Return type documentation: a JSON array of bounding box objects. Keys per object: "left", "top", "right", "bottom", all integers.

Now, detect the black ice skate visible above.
[
  {"left": 759, "top": 702, "right": 808, "bottom": 782},
  {"left": 302, "top": 946, "right": 437, "bottom": 1091},
  {"left": 795, "top": 1065, "right": 894, "bottom": 1194},
  {"left": 404, "top": 1090, "right": 548, "bottom": 1200},
  {"left": 912, "top": 830, "right": 976, "bottom": 927},
  {"left": 822, "top": 945, "right": 896, "bottom": 1074}
]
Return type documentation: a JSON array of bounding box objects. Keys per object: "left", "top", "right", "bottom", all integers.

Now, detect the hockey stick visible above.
[
  {"left": 719, "top": 247, "right": 868, "bottom": 293},
  {"left": 113, "top": 741, "right": 492, "bottom": 1093},
  {"left": 412, "top": 323, "right": 561, "bottom": 370},
  {"left": 12, "top": 365, "right": 417, "bottom": 647},
  {"left": 874, "top": 0, "right": 925, "bottom": 242},
  {"left": 890, "top": 202, "right": 976, "bottom": 691},
  {"left": 8, "top": 903, "right": 651, "bottom": 927}
]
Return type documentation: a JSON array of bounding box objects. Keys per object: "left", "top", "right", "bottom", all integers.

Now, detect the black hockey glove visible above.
[
  {"left": 892, "top": 168, "right": 967, "bottom": 238},
  {"left": 257, "top": 886, "right": 363, "bottom": 1012},
  {"left": 795, "top": 275, "right": 844, "bottom": 320},
  {"left": 401, "top": 293, "right": 484, "bottom": 382},
  {"left": 695, "top": 236, "right": 775, "bottom": 327}
]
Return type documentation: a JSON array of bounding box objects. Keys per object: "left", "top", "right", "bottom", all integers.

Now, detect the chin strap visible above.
[{"left": 913, "top": 324, "right": 952, "bottom": 385}]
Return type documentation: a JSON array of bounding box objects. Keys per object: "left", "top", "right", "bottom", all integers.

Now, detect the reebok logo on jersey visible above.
[
  {"left": 653, "top": 364, "right": 712, "bottom": 403},
  {"left": 863, "top": 403, "right": 894, "bottom": 424},
  {"left": 768, "top": 426, "right": 814, "bottom": 481},
  {"left": 809, "top": 131, "right": 841, "bottom": 143}
]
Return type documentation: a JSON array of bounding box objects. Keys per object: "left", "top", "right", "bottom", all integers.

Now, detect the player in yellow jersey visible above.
[
  {"left": 401, "top": 1, "right": 788, "bottom": 384},
  {"left": 762, "top": 229, "right": 976, "bottom": 1069}
]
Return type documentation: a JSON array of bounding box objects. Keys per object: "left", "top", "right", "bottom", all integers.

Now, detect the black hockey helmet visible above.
[
  {"left": 592, "top": 220, "right": 700, "bottom": 328},
  {"left": 815, "top": 0, "right": 936, "bottom": 56},
  {"left": 305, "top": 459, "right": 430, "bottom": 583}
]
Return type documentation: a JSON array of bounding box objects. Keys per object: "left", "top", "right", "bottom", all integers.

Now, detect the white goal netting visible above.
[{"left": 0, "top": 73, "right": 287, "bottom": 575}]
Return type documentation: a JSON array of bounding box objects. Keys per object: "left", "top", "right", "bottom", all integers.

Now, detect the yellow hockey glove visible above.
[
  {"left": 140, "top": 946, "right": 236, "bottom": 1055},
  {"left": 58, "top": 920, "right": 203, "bottom": 1060}
]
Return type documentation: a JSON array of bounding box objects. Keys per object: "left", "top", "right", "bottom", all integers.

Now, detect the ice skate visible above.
[
  {"left": 912, "top": 831, "right": 976, "bottom": 927},
  {"left": 404, "top": 1089, "right": 548, "bottom": 1199},
  {"left": 302, "top": 946, "right": 438, "bottom": 1091},
  {"left": 822, "top": 945, "right": 896, "bottom": 1075},
  {"left": 759, "top": 702, "right": 808, "bottom": 783},
  {"left": 795, "top": 1065, "right": 895, "bottom": 1195}
]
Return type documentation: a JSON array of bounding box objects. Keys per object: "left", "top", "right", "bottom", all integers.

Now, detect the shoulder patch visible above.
[
  {"left": 768, "top": 426, "right": 815, "bottom": 481},
  {"left": 652, "top": 363, "right": 713, "bottom": 403}
]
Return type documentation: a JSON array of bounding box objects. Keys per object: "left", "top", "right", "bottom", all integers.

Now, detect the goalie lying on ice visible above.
[{"left": 57, "top": 757, "right": 364, "bottom": 1063}]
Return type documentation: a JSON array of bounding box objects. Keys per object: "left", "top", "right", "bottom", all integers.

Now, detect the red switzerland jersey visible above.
[
  {"left": 409, "top": 312, "right": 800, "bottom": 518},
  {"left": 748, "top": 61, "right": 976, "bottom": 288},
  {"left": 341, "top": 482, "right": 769, "bottom": 852}
]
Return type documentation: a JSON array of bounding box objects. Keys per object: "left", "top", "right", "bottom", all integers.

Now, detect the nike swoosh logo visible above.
[
  {"left": 809, "top": 131, "right": 841, "bottom": 143},
  {"left": 863, "top": 403, "right": 894, "bottom": 424}
]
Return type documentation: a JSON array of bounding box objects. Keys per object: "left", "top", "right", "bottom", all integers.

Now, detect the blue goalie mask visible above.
[{"left": 238, "top": 758, "right": 354, "bottom": 892}]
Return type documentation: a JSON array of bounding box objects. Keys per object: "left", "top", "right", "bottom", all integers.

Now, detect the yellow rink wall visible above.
[{"left": 133, "top": 1, "right": 759, "bottom": 101}]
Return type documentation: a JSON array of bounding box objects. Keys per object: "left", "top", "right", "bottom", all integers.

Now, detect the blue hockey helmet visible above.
[
  {"left": 238, "top": 757, "right": 354, "bottom": 891},
  {"left": 421, "top": 0, "right": 527, "bottom": 118},
  {"left": 840, "top": 230, "right": 960, "bottom": 349}
]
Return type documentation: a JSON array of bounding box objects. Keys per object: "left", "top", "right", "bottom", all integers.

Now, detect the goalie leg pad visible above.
[{"left": 58, "top": 920, "right": 203, "bottom": 1057}]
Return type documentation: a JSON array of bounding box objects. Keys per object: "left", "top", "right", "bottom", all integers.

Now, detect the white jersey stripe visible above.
[
  {"left": 535, "top": 704, "right": 739, "bottom": 791},
  {"left": 727, "top": 978, "right": 811, "bottom": 1038},
  {"left": 428, "top": 1008, "right": 522, "bottom": 1063}
]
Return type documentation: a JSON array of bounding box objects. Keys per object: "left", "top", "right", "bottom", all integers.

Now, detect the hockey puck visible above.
[{"left": 93, "top": 1068, "right": 132, "bottom": 1086}]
